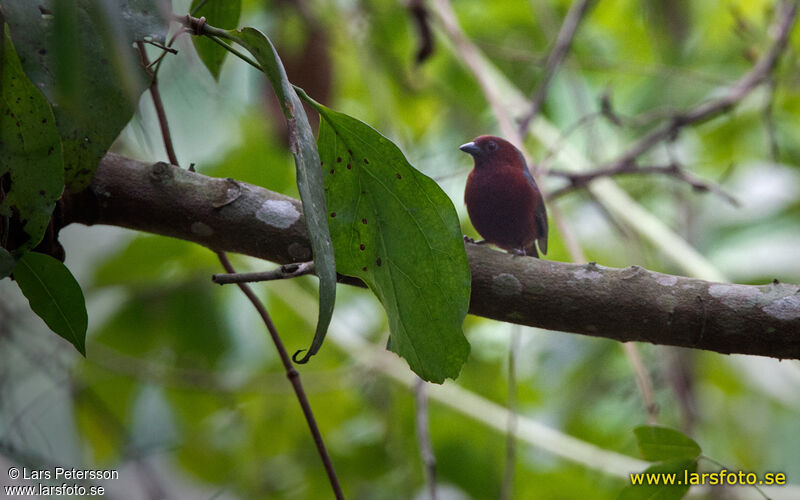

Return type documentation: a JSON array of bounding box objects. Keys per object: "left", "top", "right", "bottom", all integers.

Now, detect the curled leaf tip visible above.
[{"left": 292, "top": 349, "right": 312, "bottom": 364}]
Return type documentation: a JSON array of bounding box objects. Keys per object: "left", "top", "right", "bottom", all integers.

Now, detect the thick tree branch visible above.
[{"left": 62, "top": 154, "right": 800, "bottom": 359}]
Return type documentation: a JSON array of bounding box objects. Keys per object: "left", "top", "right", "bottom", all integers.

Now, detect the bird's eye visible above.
[{"left": 487, "top": 141, "right": 498, "bottom": 151}]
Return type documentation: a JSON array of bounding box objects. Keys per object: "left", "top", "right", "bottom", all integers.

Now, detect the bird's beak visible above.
[{"left": 459, "top": 142, "right": 480, "bottom": 155}]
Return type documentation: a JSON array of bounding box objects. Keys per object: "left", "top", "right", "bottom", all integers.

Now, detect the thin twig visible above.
[
  {"left": 593, "top": 0, "right": 798, "bottom": 177},
  {"left": 152, "top": 28, "right": 191, "bottom": 76},
  {"left": 137, "top": 38, "right": 345, "bottom": 497},
  {"left": 176, "top": 16, "right": 267, "bottom": 76},
  {"left": 205, "top": 32, "right": 263, "bottom": 71},
  {"left": 136, "top": 42, "right": 179, "bottom": 166},
  {"left": 212, "top": 261, "right": 315, "bottom": 285},
  {"left": 415, "top": 378, "right": 437, "bottom": 500},
  {"left": 763, "top": 76, "right": 780, "bottom": 162},
  {"left": 143, "top": 39, "right": 178, "bottom": 54},
  {"left": 537, "top": 111, "right": 602, "bottom": 172},
  {"left": 517, "top": 0, "right": 594, "bottom": 135},
  {"left": 216, "top": 254, "right": 345, "bottom": 500},
  {"left": 664, "top": 347, "right": 697, "bottom": 434},
  {"left": 599, "top": 91, "right": 685, "bottom": 130},
  {"left": 544, "top": 0, "right": 798, "bottom": 201},
  {"left": 622, "top": 343, "right": 658, "bottom": 424},
  {"left": 548, "top": 162, "right": 740, "bottom": 206},
  {"left": 500, "top": 326, "right": 520, "bottom": 500}
]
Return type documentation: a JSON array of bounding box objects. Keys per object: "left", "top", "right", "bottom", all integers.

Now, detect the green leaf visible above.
[
  {"left": 0, "top": 248, "right": 16, "bottom": 279},
  {"left": 229, "top": 28, "right": 337, "bottom": 364},
  {"left": 0, "top": 27, "right": 64, "bottom": 254},
  {"left": 634, "top": 426, "right": 702, "bottom": 461},
  {"left": 302, "top": 97, "right": 471, "bottom": 383},
  {"left": 190, "top": 0, "right": 241, "bottom": 79},
  {"left": 13, "top": 252, "right": 88, "bottom": 355},
  {"left": 617, "top": 459, "right": 696, "bottom": 500},
  {"left": 3, "top": 0, "right": 170, "bottom": 191}
]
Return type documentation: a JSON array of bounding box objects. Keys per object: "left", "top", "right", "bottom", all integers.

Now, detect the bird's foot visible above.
[{"left": 463, "top": 236, "right": 487, "bottom": 245}]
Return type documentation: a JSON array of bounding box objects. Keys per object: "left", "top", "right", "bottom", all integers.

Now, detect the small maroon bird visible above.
[{"left": 461, "top": 135, "right": 548, "bottom": 257}]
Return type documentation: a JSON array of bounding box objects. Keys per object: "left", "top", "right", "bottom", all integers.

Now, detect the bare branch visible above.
[
  {"left": 548, "top": 162, "right": 740, "bottom": 206},
  {"left": 62, "top": 155, "right": 800, "bottom": 361},
  {"left": 622, "top": 343, "right": 658, "bottom": 424},
  {"left": 595, "top": 0, "right": 798, "bottom": 176},
  {"left": 216, "top": 253, "right": 345, "bottom": 500},
  {"left": 517, "top": 0, "right": 595, "bottom": 135},
  {"left": 136, "top": 42, "right": 180, "bottom": 167},
  {"left": 543, "top": 1, "right": 797, "bottom": 201},
  {"left": 763, "top": 76, "right": 780, "bottom": 162},
  {"left": 212, "top": 261, "right": 315, "bottom": 285}
]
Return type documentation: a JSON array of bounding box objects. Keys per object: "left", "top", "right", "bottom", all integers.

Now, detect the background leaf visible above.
[
  {"left": 13, "top": 252, "right": 87, "bottom": 355},
  {"left": 617, "top": 459, "right": 697, "bottom": 500},
  {"left": 310, "top": 102, "right": 471, "bottom": 383},
  {"left": 190, "top": 0, "right": 241, "bottom": 79},
  {"left": 231, "top": 27, "right": 337, "bottom": 364},
  {"left": 634, "top": 426, "right": 702, "bottom": 461},
  {"left": 0, "top": 247, "right": 15, "bottom": 278},
  {"left": 2, "top": 0, "right": 170, "bottom": 191},
  {"left": 0, "top": 27, "right": 64, "bottom": 254}
]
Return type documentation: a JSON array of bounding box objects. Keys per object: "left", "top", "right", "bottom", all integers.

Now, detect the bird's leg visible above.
[{"left": 509, "top": 248, "right": 527, "bottom": 257}]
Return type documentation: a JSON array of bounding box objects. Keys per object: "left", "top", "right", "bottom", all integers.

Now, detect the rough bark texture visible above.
[
  {"left": 63, "top": 153, "right": 314, "bottom": 264},
  {"left": 62, "top": 154, "right": 800, "bottom": 359}
]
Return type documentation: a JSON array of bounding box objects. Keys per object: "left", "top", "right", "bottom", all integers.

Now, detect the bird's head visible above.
[{"left": 459, "top": 135, "right": 525, "bottom": 169}]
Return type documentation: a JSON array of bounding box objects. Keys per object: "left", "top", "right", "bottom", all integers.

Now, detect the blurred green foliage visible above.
[{"left": 2, "top": 0, "right": 800, "bottom": 499}]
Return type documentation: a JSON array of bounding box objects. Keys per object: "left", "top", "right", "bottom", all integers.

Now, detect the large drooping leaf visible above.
[
  {"left": 228, "top": 28, "right": 336, "bottom": 364},
  {"left": 634, "top": 426, "right": 702, "bottom": 462},
  {"left": 13, "top": 252, "right": 88, "bottom": 355},
  {"left": 302, "top": 96, "right": 471, "bottom": 383},
  {"left": 2, "top": 0, "right": 170, "bottom": 191},
  {"left": 190, "top": 0, "right": 241, "bottom": 79},
  {"left": 0, "top": 27, "right": 64, "bottom": 255}
]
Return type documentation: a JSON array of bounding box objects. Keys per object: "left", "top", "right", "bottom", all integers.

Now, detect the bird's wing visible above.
[
  {"left": 519, "top": 154, "right": 549, "bottom": 255},
  {"left": 535, "top": 201, "right": 548, "bottom": 255}
]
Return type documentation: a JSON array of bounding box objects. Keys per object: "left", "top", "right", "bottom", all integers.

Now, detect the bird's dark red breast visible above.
[{"left": 461, "top": 135, "right": 548, "bottom": 257}]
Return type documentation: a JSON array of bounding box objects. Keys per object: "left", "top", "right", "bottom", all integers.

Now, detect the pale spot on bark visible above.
[
  {"left": 656, "top": 275, "right": 678, "bottom": 286},
  {"left": 573, "top": 268, "right": 602, "bottom": 281},
  {"left": 657, "top": 294, "right": 677, "bottom": 313},
  {"left": 256, "top": 200, "right": 300, "bottom": 229},
  {"left": 762, "top": 295, "right": 800, "bottom": 321},
  {"left": 709, "top": 284, "right": 760, "bottom": 309},
  {"left": 493, "top": 273, "right": 522, "bottom": 296}
]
